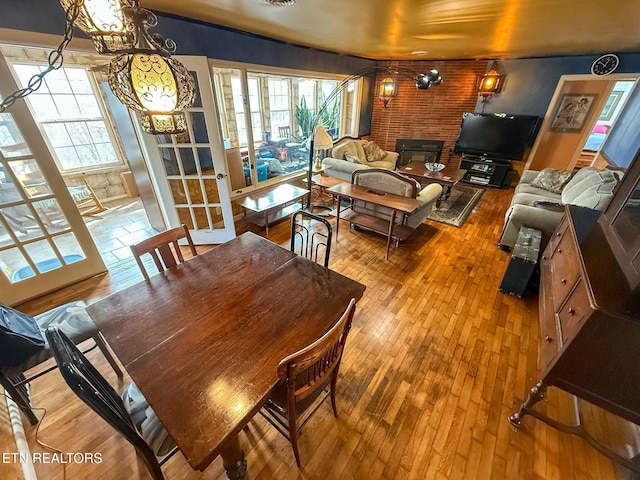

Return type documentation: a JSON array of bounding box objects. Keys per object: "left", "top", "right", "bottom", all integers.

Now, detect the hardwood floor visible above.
[{"left": 1, "top": 187, "right": 638, "bottom": 480}]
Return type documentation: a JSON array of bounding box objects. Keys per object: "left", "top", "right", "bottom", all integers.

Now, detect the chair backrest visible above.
[
  {"left": 45, "top": 327, "right": 166, "bottom": 480},
  {"left": 290, "top": 209, "right": 332, "bottom": 267},
  {"left": 351, "top": 168, "right": 419, "bottom": 222},
  {"left": 276, "top": 299, "right": 356, "bottom": 404},
  {"left": 278, "top": 125, "right": 291, "bottom": 140},
  {"left": 130, "top": 225, "right": 197, "bottom": 280}
]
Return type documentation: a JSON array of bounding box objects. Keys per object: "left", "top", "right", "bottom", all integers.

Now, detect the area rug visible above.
[{"left": 427, "top": 185, "right": 484, "bottom": 227}]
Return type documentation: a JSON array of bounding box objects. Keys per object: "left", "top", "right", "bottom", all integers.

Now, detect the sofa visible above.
[
  {"left": 499, "top": 166, "right": 623, "bottom": 250},
  {"left": 350, "top": 168, "right": 442, "bottom": 232},
  {"left": 322, "top": 138, "right": 398, "bottom": 181}
]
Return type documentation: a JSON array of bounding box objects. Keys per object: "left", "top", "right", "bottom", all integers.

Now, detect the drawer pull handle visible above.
[
  {"left": 568, "top": 307, "right": 576, "bottom": 315},
  {"left": 545, "top": 336, "right": 553, "bottom": 343},
  {"left": 561, "top": 278, "right": 567, "bottom": 284},
  {"left": 557, "top": 232, "right": 561, "bottom": 237},
  {"left": 557, "top": 249, "right": 563, "bottom": 254}
]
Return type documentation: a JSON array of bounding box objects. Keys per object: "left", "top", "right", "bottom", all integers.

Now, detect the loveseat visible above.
[
  {"left": 349, "top": 168, "right": 442, "bottom": 232},
  {"left": 322, "top": 138, "right": 398, "bottom": 181},
  {"left": 498, "top": 166, "right": 623, "bottom": 250}
]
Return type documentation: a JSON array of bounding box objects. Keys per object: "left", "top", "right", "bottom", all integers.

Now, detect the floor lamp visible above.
[{"left": 304, "top": 65, "right": 443, "bottom": 209}]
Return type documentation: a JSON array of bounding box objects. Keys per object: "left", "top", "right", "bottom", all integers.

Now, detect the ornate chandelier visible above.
[
  {"left": 60, "top": 0, "right": 196, "bottom": 135},
  {"left": 59, "top": 0, "right": 137, "bottom": 54}
]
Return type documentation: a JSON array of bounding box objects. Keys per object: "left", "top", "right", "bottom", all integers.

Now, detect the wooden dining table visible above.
[{"left": 86, "top": 232, "right": 366, "bottom": 479}]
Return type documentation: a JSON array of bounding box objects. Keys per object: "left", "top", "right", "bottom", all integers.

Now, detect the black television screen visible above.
[{"left": 453, "top": 113, "right": 539, "bottom": 160}]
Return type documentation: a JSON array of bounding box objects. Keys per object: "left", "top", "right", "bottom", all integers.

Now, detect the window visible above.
[
  {"left": 268, "top": 78, "right": 290, "bottom": 134},
  {"left": 11, "top": 64, "right": 121, "bottom": 172},
  {"left": 212, "top": 64, "right": 359, "bottom": 187},
  {"left": 230, "top": 76, "right": 262, "bottom": 146}
]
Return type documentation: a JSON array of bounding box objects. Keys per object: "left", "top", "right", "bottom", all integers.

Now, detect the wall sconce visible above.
[
  {"left": 378, "top": 77, "right": 396, "bottom": 108},
  {"left": 478, "top": 60, "right": 503, "bottom": 101}
]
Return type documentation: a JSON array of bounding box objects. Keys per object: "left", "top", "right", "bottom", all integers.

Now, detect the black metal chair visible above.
[
  {"left": 45, "top": 327, "right": 177, "bottom": 480},
  {"left": 290, "top": 209, "right": 333, "bottom": 267},
  {"left": 259, "top": 298, "right": 356, "bottom": 467},
  {"left": 0, "top": 301, "right": 122, "bottom": 425}
]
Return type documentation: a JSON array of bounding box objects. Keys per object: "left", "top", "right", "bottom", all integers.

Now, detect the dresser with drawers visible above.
[{"left": 509, "top": 204, "right": 640, "bottom": 471}]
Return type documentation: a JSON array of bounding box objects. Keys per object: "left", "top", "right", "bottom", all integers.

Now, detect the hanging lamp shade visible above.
[
  {"left": 60, "top": 0, "right": 137, "bottom": 53},
  {"left": 378, "top": 77, "right": 396, "bottom": 108},
  {"left": 108, "top": 52, "right": 195, "bottom": 134}
]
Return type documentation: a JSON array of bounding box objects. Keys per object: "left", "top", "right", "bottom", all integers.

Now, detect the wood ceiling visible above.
[{"left": 143, "top": 0, "right": 640, "bottom": 60}]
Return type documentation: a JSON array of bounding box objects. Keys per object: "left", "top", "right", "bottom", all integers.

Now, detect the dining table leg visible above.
[{"left": 220, "top": 434, "right": 247, "bottom": 479}]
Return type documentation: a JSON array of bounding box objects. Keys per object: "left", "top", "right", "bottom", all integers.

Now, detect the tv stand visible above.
[{"left": 459, "top": 155, "right": 512, "bottom": 188}]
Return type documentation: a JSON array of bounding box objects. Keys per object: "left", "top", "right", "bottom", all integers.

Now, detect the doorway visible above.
[{"left": 526, "top": 74, "right": 640, "bottom": 172}]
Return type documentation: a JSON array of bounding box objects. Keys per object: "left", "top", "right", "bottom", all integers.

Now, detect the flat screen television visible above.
[{"left": 453, "top": 113, "right": 539, "bottom": 160}]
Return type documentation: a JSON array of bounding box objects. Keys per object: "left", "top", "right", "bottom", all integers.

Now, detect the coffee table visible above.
[
  {"left": 397, "top": 161, "right": 466, "bottom": 205},
  {"left": 237, "top": 183, "right": 309, "bottom": 235}
]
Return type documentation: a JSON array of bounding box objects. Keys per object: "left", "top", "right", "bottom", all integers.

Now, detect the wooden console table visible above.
[
  {"left": 327, "top": 182, "right": 421, "bottom": 260},
  {"left": 509, "top": 205, "right": 640, "bottom": 473},
  {"left": 237, "top": 183, "right": 308, "bottom": 235}
]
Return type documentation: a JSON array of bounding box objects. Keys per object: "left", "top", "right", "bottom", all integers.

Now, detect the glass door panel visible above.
[
  {"left": 137, "top": 57, "right": 235, "bottom": 244},
  {"left": 0, "top": 54, "right": 105, "bottom": 305}
]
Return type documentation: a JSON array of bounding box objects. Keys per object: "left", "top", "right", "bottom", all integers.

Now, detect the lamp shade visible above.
[
  {"left": 313, "top": 126, "right": 334, "bottom": 150},
  {"left": 108, "top": 52, "right": 195, "bottom": 133},
  {"left": 378, "top": 77, "right": 396, "bottom": 107},
  {"left": 60, "top": 0, "right": 137, "bottom": 53}
]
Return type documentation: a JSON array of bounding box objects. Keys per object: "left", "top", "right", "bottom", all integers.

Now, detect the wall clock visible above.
[{"left": 591, "top": 54, "right": 619, "bottom": 75}]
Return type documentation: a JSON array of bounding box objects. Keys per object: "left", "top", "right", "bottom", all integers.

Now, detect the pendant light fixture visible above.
[{"left": 59, "top": 0, "right": 137, "bottom": 54}]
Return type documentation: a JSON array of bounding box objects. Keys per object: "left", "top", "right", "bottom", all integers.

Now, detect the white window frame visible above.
[{"left": 9, "top": 61, "right": 125, "bottom": 174}]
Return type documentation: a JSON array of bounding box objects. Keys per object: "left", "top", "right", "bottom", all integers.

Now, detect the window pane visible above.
[
  {"left": 76, "top": 95, "right": 101, "bottom": 117},
  {"left": 86, "top": 121, "right": 111, "bottom": 143},
  {"left": 43, "top": 69, "right": 72, "bottom": 94},
  {"left": 52, "top": 94, "right": 81, "bottom": 119},
  {"left": 55, "top": 146, "right": 82, "bottom": 170},
  {"left": 12, "top": 64, "right": 122, "bottom": 172},
  {"left": 43, "top": 123, "right": 73, "bottom": 147}
]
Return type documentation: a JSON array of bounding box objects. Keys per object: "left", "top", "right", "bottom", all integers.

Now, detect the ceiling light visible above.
[{"left": 411, "top": 51, "right": 428, "bottom": 56}]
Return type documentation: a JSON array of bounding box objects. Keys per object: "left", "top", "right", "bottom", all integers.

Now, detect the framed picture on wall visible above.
[
  {"left": 550, "top": 93, "right": 598, "bottom": 133},
  {"left": 599, "top": 90, "right": 624, "bottom": 121}
]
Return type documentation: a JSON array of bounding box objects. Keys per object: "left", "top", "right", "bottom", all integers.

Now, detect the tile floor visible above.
[{"left": 84, "top": 197, "right": 157, "bottom": 267}]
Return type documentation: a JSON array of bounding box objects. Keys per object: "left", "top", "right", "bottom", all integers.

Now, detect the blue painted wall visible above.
[{"left": 475, "top": 54, "right": 640, "bottom": 117}]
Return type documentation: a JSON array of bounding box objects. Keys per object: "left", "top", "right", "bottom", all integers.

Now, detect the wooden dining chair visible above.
[
  {"left": 130, "top": 225, "right": 197, "bottom": 280},
  {"left": 260, "top": 298, "right": 356, "bottom": 467},
  {"left": 45, "top": 327, "right": 177, "bottom": 480},
  {"left": 290, "top": 209, "right": 333, "bottom": 267},
  {"left": 0, "top": 301, "right": 122, "bottom": 425}
]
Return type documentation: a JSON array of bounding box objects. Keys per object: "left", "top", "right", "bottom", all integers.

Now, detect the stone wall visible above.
[{"left": 63, "top": 165, "right": 133, "bottom": 202}]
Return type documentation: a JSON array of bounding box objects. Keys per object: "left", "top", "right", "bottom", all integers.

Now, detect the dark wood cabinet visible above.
[{"left": 509, "top": 184, "right": 640, "bottom": 471}]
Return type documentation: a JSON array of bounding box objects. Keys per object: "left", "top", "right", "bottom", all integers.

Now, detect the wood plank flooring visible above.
[{"left": 1, "top": 186, "right": 638, "bottom": 480}]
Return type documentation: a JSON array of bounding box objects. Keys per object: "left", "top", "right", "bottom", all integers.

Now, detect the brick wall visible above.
[{"left": 370, "top": 60, "right": 487, "bottom": 167}]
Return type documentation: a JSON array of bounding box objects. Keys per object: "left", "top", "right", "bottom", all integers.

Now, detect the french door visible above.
[
  {"left": 0, "top": 54, "right": 105, "bottom": 306},
  {"left": 136, "top": 56, "right": 236, "bottom": 244}
]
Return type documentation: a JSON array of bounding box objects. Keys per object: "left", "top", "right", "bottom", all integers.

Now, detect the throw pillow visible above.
[
  {"left": 0, "top": 304, "right": 45, "bottom": 367},
  {"left": 530, "top": 168, "right": 575, "bottom": 194},
  {"left": 344, "top": 153, "right": 360, "bottom": 164},
  {"left": 362, "top": 141, "right": 387, "bottom": 163},
  {"left": 530, "top": 200, "right": 565, "bottom": 212}
]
